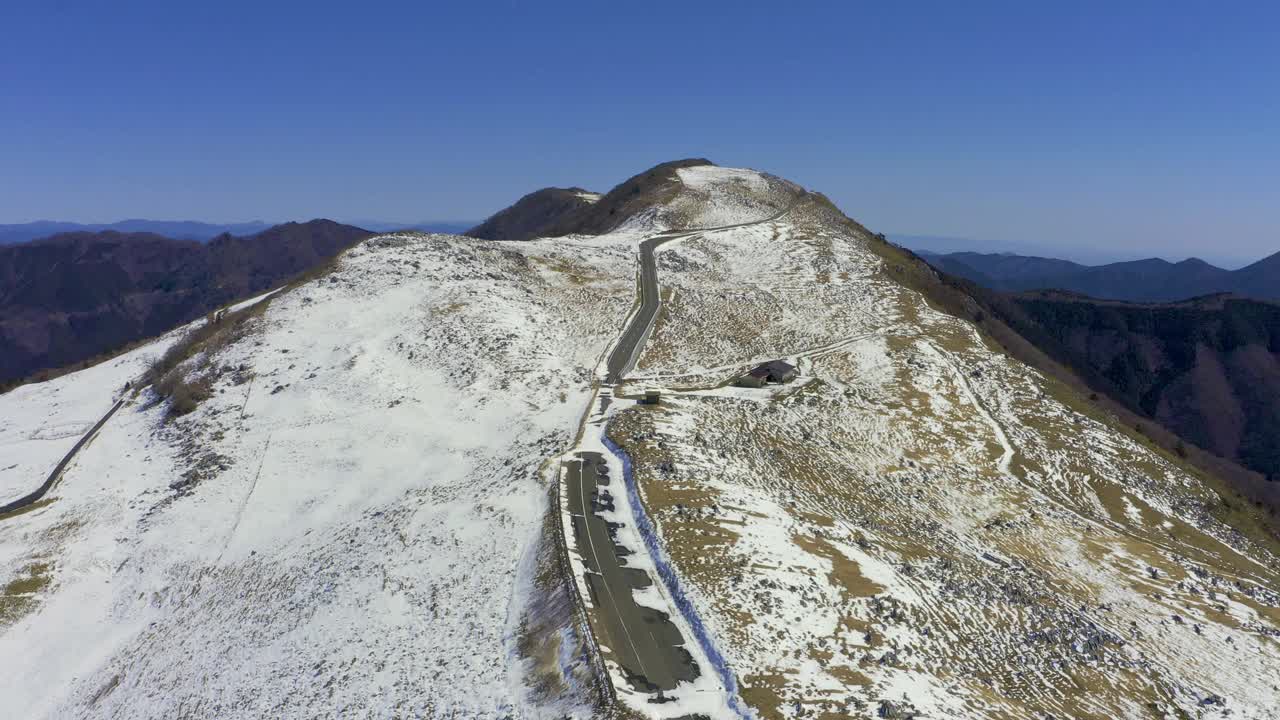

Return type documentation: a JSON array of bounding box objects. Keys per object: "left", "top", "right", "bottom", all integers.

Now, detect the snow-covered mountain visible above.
[{"left": 1, "top": 162, "right": 1277, "bottom": 719}]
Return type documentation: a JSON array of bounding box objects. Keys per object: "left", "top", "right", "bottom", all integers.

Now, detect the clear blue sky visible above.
[{"left": 2, "top": 1, "right": 1276, "bottom": 265}]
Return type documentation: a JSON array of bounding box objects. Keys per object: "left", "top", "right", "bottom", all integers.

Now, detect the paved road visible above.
[
  {"left": 603, "top": 233, "right": 687, "bottom": 384},
  {"left": 604, "top": 203, "right": 801, "bottom": 384},
  {"left": 0, "top": 398, "right": 125, "bottom": 518},
  {"left": 565, "top": 452, "right": 696, "bottom": 692}
]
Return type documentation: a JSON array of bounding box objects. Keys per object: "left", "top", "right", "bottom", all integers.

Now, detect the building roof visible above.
[{"left": 755, "top": 359, "right": 796, "bottom": 374}]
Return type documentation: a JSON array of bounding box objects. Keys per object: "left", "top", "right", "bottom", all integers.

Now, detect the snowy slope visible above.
[
  {"left": 0, "top": 341, "right": 172, "bottom": 506},
  {"left": 670, "top": 165, "right": 802, "bottom": 228},
  {"left": 0, "top": 290, "right": 281, "bottom": 507},
  {"left": 614, "top": 175, "right": 1280, "bottom": 719},
  {"left": 0, "top": 231, "right": 636, "bottom": 718}
]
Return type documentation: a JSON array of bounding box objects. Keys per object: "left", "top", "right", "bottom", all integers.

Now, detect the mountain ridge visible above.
[
  {"left": 0, "top": 219, "right": 482, "bottom": 245},
  {"left": 928, "top": 248, "right": 1280, "bottom": 302},
  {"left": 464, "top": 187, "right": 600, "bottom": 241}
]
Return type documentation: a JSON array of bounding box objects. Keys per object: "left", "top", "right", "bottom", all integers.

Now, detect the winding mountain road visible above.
[
  {"left": 565, "top": 200, "right": 802, "bottom": 701},
  {"left": 604, "top": 203, "right": 802, "bottom": 384}
]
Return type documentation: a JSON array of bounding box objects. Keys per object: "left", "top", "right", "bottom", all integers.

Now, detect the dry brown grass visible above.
[
  {"left": 859, "top": 234, "right": 1280, "bottom": 560},
  {"left": 514, "top": 487, "right": 611, "bottom": 712},
  {"left": 530, "top": 255, "right": 607, "bottom": 286},
  {"left": 432, "top": 301, "right": 467, "bottom": 318},
  {"left": 156, "top": 372, "right": 213, "bottom": 417},
  {"left": 145, "top": 301, "right": 271, "bottom": 419},
  {"left": 0, "top": 561, "right": 53, "bottom": 626}
]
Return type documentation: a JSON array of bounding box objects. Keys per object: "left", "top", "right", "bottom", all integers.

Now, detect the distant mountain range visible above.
[
  {"left": 894, "top": 234, "right": 1127, "bottom": 265},
  {"left": 893, "top": 233, "right": 1260, "bottom": 268},
  {"left": 0, "top": 220, "right": 276, "bottom": 245},
  {"left": 465, "top": 187, "right": 600, "bottom": 240},
  {"left": 923, "top": 249, "right": 1280, "bottom": 302},
  {"left": 0, "top": 220, "right": 372, "bottom": 386},
  {"left": 0, "top": 219, "right": 479, "bottom": 245}
]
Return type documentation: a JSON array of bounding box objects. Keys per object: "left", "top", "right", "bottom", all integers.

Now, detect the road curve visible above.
[{"left": 604, "top": 202, "right": 801, "bottom": 384}]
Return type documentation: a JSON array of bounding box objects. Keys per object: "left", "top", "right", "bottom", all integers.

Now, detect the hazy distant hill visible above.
[
  {"left": 931, "top": 249, "right": 1280, "bottom": 302},
  {"left": 0, "top": 220, "right": 371, "bottom": 385},
  {"left": 0, "top": 219, "right": 274, "bottom": 245},
  {"left": 0, "top": 219, "right": 485, "bottom": 245}
]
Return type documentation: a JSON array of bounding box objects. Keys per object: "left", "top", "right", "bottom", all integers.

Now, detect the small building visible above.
[
  {"left": 639, "top": 389, "right": 661, "bottom": 405},
  {"left": 734, "top": 360, "right": 798, "bottom": 387},
  {"left": 758, "top": 360, "right": 798, "bottom": 383}
]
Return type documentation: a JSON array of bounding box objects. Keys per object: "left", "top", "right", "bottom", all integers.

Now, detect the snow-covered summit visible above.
[
  {"left": 666, "top": 164, "right": 802, "bottom": 229},
  {"left": 466, "top": 159, "right": 804, "bottom": 242}
]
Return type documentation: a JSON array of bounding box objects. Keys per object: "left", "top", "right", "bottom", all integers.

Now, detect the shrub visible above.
[
  {"left": 166, "top": 375, "right": 213, "bottom": 416},
  {"left": 146, "top": 300, "right": 267, "bottom": 419}
]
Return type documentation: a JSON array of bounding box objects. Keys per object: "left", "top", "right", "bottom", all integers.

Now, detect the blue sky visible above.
[{"left": 2, "top": 1, "right": 1276, "bottom": 265}]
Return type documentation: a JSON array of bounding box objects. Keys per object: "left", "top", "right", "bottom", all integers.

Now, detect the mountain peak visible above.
[
  {"left": 1176, "top": 256, "right": 1215, "bottom": 268},
  {"left": 464, "top": 159, "right": 812, "bottom": 241}
]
